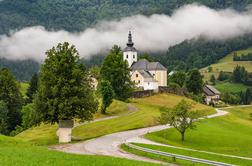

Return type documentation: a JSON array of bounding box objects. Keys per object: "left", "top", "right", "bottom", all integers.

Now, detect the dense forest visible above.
[
  {"left": 0, "top": 0, "right": 251, "bottom": 35},
  {"left": 1, "top": 0, "right": 252, "bottom": 80}
]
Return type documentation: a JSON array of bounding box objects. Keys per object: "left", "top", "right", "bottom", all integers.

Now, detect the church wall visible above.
[
  {"left": 149, "top": 70, "right": 167, "bottom": 86},
  {"left": 131, "top": 70, "right": 144, "bottom": 88},
  {"left": 123, "top": 51, "right": 137, "bottom": 67}
]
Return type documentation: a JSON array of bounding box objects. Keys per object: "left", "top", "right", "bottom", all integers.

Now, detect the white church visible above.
[{"left": 123, "top": 31, "right": 167, "bottom": 91}]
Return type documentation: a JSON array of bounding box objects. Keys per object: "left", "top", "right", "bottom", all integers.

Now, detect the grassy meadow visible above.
[
  {"left": 214, "top": 81, "right": 250, "bottom": 93},
  {"left": 145, "top": 106, "right": 252, "bottom": 158},
  {"left": 122, "top": 143, "right": 252, "bottom": 166},
  {"left": 16, "top": 94, "right": 215, "bottom": 146},
  {"left": 0, "top": 135, "right": 160, "bottom": 166},
  {"left": 201, "top": 47, "right": 252, "bottom": 81}
]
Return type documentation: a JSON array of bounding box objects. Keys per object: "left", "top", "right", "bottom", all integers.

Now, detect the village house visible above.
[
  {"left": 123, "top": 31, "right": 167, "bottom": 91},
  {"left": 203, "top": 85, "right": 221, "bottom": 105}
]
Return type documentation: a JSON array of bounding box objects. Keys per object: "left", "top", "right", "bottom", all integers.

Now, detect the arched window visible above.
[{"left": 136, "top": 74, "right": 138, "bottom": 77}]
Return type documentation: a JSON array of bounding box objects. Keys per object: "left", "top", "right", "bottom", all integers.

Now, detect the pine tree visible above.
[
  {"left": 210, "top": 75, "right": 216, "bottom": 85},
  {"left": 0, "top": 68, "right": 22, "bottom": 134},
  {"left": 186, "top": 69, "right": 203, "bottom": 95},
  {"left": 26, "top": 73, "right": 38, "bottom": 103}
]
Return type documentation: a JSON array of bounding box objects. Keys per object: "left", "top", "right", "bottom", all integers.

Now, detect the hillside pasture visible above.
[
  {"left": 16, "top": 94, "right": 215, "bottom": 145},
  {"left": 145, "top": 106, "right": 252, "bottom": 158}
]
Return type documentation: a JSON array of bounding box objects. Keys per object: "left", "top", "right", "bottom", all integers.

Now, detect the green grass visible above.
[
  {"left": 121, "top": 144, "right": 202, "bottom": 166},
  {"left": 130, "top": 143, "right": 252, "bottom": 166},
  {"left": 215, "top": 81, "right": 250, "bottom": 93},
  {"left": 16, "top": 94, "right": 215, "bottom": 145},
  {"left": 0, "top": 135, "right": 160, "bottom": 166},
  {"left": 145, "top": 106, "right": 252, "bottom": 158},
  {"left": 16, "top": 100, "right": 130, "bottom": 146},
  {"left": 201, "top": 47, "right": 252, "bottom": 81},
  {"left": 72, "top": 94, "right": 215, "bottom": 141}
]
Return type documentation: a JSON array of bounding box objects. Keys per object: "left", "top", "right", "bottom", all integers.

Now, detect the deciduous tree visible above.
[
  {"left": 100, "top": 45, "right": 133, "bottom": 101},
  {"left": 35, "top": 42, "right": 98, "bottom": 124},
  {"left": 160, "top": 100, "right": 199, "bottom": 142},
  {"left": 100, "top": 80, "right": 114, "bottom": 114}
]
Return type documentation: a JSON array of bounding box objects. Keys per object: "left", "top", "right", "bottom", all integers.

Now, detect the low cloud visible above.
[{"left": 1, "top": 4, "right": 252, "bottom": 62}]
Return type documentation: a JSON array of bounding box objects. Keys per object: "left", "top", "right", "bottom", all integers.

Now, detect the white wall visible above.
[
  {"left": 143, "top": 81, "right": 159, "bottom": 92},
  {"left": 123, "top": 51, "right": 137, "bottom": 67}
]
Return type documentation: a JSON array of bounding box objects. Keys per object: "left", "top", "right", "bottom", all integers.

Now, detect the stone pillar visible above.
[{"left": 57, "top": 120, "right": 74, "bottom": 143}]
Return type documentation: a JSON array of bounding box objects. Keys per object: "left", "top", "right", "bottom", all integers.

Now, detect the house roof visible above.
[
  {"left": 131, "top": 59, "right": 167, "bottom": 71},
  {"left": 203, "top": 85, "right": 221, "bottom": 96},
  {"left": 137, "top": 70, "right": 158, "bottom": 82}
]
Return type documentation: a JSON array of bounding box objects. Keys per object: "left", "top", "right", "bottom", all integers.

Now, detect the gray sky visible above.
[{"left": 1, "top": 4, "right": 252, "bottom": 62}]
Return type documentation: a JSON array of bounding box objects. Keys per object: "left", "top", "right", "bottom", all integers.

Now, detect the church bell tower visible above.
[{"left": 123, "top": 31, "right": 137, "bottom": 67}]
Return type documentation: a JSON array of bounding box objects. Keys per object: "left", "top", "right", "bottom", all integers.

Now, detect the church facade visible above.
[{"left": 123, "top": 31, "right": 167, "bottom": 91}]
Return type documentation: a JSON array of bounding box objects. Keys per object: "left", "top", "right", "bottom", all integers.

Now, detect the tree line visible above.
[
  {"left": 233, "top": 52, "right": 252, "bottom": 61},
  {"left": 0, "top": 43, "right": 133, "bottom": 136}
]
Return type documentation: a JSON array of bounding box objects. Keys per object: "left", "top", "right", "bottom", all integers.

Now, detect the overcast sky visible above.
[{"left": 1, "top": 4, "right": 252, "bottom": 62}]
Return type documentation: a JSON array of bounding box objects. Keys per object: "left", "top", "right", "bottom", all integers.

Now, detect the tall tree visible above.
[
  {"left": 100, "top": 45, "right": 133, "bottom": 101},
  {"left": 169, "top": 71, "right": 186, "bottom": 87},
  {"left": 0, "top": 101, "right": 8, "bottom": 135},
  {"left": 160, "top": 100, "right": 199, "bottom": 142},
  {"left": 35, "top": 42, "right": 98, "bottom": 124},
  {"left": 26, "top": 73, "right": 38, "bottom": 103},
  {"left": 210, "top": 75, "right": 216, "bottom": 85},
  {"left": 186, "top": 69, "right": 203, "bottom": 94},
  {"left": 0, "top": 68, "right": 22, "bottom": 134},
  {"left": 100, "top": 80, "right": 114, "bottom": 114}
]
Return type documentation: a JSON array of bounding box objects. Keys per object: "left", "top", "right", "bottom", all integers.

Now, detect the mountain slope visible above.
[{"left": 0, "top": 0, "right": 251, "bottom": 35}]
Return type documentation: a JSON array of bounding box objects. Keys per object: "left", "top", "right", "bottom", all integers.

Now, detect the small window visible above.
[
  {"left": 148, "top": 82, "right": 150, "bottom": 85},
  {"left": 136, "top": 74, "right": 138, "bottom": 77},
  {"left": 153, "top": 74, "right": 155, "bottom": 76},
  {"left": 126, "top": 55, "right": 128, "bottom": 59},
  {"left": 133, "top": 55, "right": 135, "bottom": 59},
  {"left": 138, "top": 80, "right": 140, "bottom": 83}
]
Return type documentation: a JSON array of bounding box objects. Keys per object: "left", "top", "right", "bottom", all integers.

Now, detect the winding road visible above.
[{"left": 51, "top": 106, "right": 251, "bottom": 164}]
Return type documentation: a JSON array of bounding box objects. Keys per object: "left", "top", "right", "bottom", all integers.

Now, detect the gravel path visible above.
[{"left": 50, "top": 106, "right": 232, "bottom": 164}]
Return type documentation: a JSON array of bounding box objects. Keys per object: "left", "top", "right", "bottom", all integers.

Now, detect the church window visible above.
[
  {"left": 136, "top": 74, "right": 138, "bottom": 77},
  {"left": 153, "top": 74, "right": 155, "bottom": 76},
  {"left": 138, "top": 80, "right": 140, "bottom": 83},
  {"left": 133, "top": 55, "right": 135, "bottom": 59},
  {"left": 126, "top": 55, "right": 128, "bottom": 59}
]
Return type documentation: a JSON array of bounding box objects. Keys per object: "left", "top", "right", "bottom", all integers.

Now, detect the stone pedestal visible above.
[{"left": 57, "top": 120, "right": 74, "bottom": 143}]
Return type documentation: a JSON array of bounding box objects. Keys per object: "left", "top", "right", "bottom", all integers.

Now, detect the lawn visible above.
[
  {"left": 122, "top": 143, "right": 252, "bottom": 166},
  {"left": 145, "top": 106, "right": 252, "bottom": 158},
  {"left": 16, "top": 100, "right": 131, "bottom": 145},
  {"left": 215, "top": 81, "right": 250, "bottom": 93},
  {"left": 0, "top": 135, "right": 160, "bottom": 166},
  {"left": 201, "top": 47, "right": 252, "bottom": 81},
  {"left": 16, "top": 94, "right": 215, "bottom": 145}
]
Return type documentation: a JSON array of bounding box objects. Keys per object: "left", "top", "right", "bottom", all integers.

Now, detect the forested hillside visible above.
[
  {"left": 0, "top": 0, "right": 251, "bottom": 35},
  {"left": 1, "top": 0, "right": 252, "bottom": 80}
]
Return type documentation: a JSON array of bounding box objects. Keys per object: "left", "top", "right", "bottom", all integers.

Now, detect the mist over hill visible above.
[{"left": 1, "top": 1, "right": 252, "bottom": 80}]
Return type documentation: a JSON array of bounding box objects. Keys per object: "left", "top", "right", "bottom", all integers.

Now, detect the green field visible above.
[
  {"left": 201, "top": 47, "right": 252, "bottom": 81},
  {"left": 0, "top": 135, "right": 160, "bottom": 166},
  {"left": 215, "top": 81, "right": 250, "bottom": 93},
  {"left": 122, "top": 143, "right": 252, "bottom": 166},
  {"left": 16, "top": 94, "right": 215, "bottom": 145},
  {"left": 16, "top": 100, "right": 131, "bottom": 145},
  {"left": 145, "top": 106, "right": 252, "bottom": 158}
]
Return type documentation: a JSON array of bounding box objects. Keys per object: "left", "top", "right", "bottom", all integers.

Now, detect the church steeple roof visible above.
[
  {"left": 127, "top": 31, "right": 134, "bottom": 47},
  {"left": 123, "top": 31, "right": 137, "bottom": 52}
]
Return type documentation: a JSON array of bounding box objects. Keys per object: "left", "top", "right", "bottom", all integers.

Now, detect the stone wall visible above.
[{"left": 132, "top": 90, "right": 154, "bottom": 98}]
